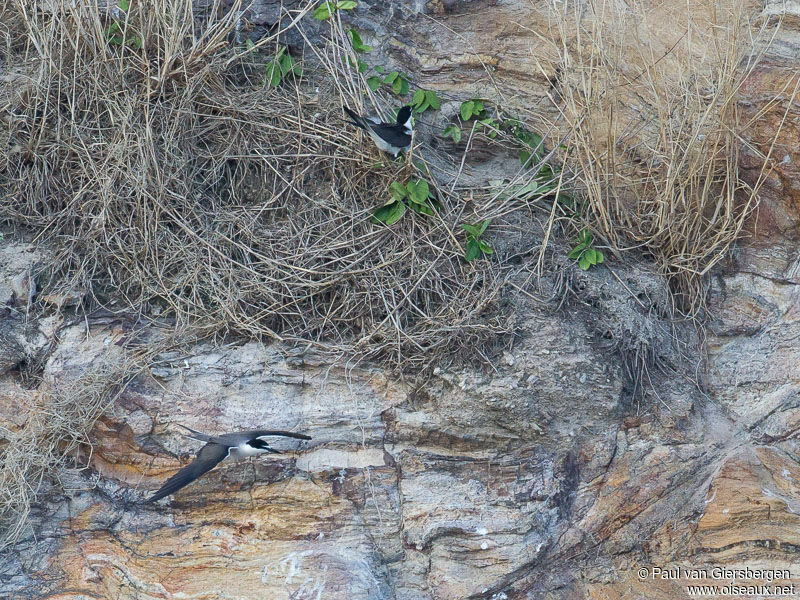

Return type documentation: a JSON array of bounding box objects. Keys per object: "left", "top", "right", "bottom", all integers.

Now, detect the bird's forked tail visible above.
[{"left": 343, "top": 106, "right": 367, "bottom": 130}]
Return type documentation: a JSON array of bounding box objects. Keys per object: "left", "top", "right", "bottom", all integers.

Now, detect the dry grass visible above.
[
  {"left": 541, "top": 0, "right": 793, "bottom": 314},
  {"left": 0, "top": 0, "right": 537, "bottom": 369},
  {"left": 0, "top": 354, "right": 142, "bottom": 551},
  {"left": 0, "top": 0, "right": 790, "bottom": 557},
  {"left": 0, "top": 0, "right": 562, "bottom": 551}
]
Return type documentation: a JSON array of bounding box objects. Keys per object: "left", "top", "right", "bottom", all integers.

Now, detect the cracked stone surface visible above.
[{"left": 2, "top": 0, "right": 800, "bottom": 598}]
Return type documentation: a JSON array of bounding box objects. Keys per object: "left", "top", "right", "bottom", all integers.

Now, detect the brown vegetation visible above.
[
  {"left": 0, "top": 0, "right": 529, "bottom": 372},
  {"left": 542, "top": 0, "right": 794, "bottom": 314}
]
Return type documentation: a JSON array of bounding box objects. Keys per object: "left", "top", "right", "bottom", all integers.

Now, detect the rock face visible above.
[{"left": 2, "top": 1, "right": 800, "bottom": 600}]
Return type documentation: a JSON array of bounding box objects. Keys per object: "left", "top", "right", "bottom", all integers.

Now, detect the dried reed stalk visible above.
[
  {"left": 1, "top": 0, "right": 522, "bottom": 369},
  {"left": 543, "top": 0, "right": 790, "bottom": 314}
]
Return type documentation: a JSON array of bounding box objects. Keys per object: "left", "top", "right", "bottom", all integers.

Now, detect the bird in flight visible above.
[
  {"left": 147, "top": 425, "right": 311, "bottom": 503},
  {"left": 343, "top": 105, "right": 413, "bottom": 157}
]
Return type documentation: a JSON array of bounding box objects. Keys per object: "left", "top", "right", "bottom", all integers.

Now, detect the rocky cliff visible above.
[{"left": 1, "top": 0, "right": 800, "bottom": 599}]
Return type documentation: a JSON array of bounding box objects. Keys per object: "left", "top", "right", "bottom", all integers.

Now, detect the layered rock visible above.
[{"left": 2, "top": 0, "right": 800, "bottom": 599}]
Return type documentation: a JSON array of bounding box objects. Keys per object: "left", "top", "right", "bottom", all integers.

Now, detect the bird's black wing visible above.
[
  {"left": 369, "top": 123, "right": 412, "bottom": 148},
  {"left": 201, "top": 429, "right": 311, "bottom": 447},
  {"left": 176, "top": 423, "right": 212, "bottom": 442},
  {"left": 248, "top": 430, "right": 312, "bottom": 440},
  {"left": 209, "top": 430, "right": 312, "bottom": 445},
  {"left": 147, "top": 443, "right": 229, "bottom": 503}
]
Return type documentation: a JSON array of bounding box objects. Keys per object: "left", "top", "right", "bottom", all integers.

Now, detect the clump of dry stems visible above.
[
  {"left": 0, "top": 0, "right": 790, "bottom": 557},
  {"left": 0, "top": 356, "right": 140, "bottom": 551},
  {"left": 1, "top": 0, "right": 520, "bottom": 369},
  {"left": 544, "top": 0, "right": 792, "bottom": 314},
  {"left": 0, "top": 0, "right": 553, "bottom": 551}
]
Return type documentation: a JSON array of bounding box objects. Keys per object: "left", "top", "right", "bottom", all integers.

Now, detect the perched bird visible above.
[
  {"left": 147, "top": 425, "right": 311, "bottom": 503},
  {"left": 343, "top": 105, "right": 413, "bottom": 157}
]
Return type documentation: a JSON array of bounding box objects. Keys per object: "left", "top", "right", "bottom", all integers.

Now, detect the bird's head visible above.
[
  {"left": 247, "top": 438, "right": 281, "bottom": 453},
  {"left": 396, "top": 105, "right": 413, "bottom": 131}
]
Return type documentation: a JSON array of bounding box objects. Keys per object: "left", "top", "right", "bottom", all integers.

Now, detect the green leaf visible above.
[
  {"left": 527, "top": 133, "right": 544, "bottom": 159},
  {"left": 410, "top": 201, "right": 434, "bottom": 216},
  {"left": 461, "top": 223, "right": 481, "bottom": 237},
  {"left": 414, "top": 99, "right": 430, "bottom": 114},
  {"left": 280, "top": 53, "right": 295, "bottom": 76},
  {"left": 127, "top": 36, "right": 143, "bottom": 49},
  {"left": 579, "top": 254, "right": 591, "bottom": 270},
  {"left": 536, "top": 163, "right": 555, "bottom": 181},
  {"left": 105, "top": 22, "right": 121, "bottom": 39},
  {"left": 348, "top": 29, "right": 371, "bottom": 53},
  {"left": 266, "top": 61, "right": 282, "bottom": 86},
  {"left": 313, "top": 2, "right": 332, "bottom": 20},
  {"left": 520, "top": 150, "right": 532, "bottom": 167},
  {"left": 406, "top": 183, "right": 434, "bottom": 215},
  {"left": 390, "top": 181, "right": 407, "bottom": 200},
  {"left": 473, "top": 99, "right": 485, "bottom": 114},
  {"left": 465, "top": 239, "right": 481, "bottom": 262},
  {"left": 372, "top": 200, "right": 406, "bottom": 226},
  {"left": 584, "top": 248, "right": 597, "bottom": 264},
  {"left": 460, "top": 100, "right": 474, "bottom": 121},
  {"left": 366, "top": 76, "right": 382, "bottom": 91},
  {"left": 384, "top": 71, "right": 398, "bottom": 84},
  {"left": 595, "top": 250, "right": 604, "bottom": 264},
  {"left": 497, "top": 180, "right": 541, "bottom": 201},
  {"left": 414, "top": 179, "right": 430, "bottom": 203},
  {"left": 357, "top": 59, "right": 367, "bottom": 73},
  {"left": 477, "top": 219, "right": 491, "bottom": 236},
  {"left": 567, "top": 246, "right": 585, "bottom": 260},
  {"left": 392, "top": 77, "right": 408, "bottom": 95},
  {"left": 443, "top": 124, "right": 461, "bottom": 144},
  {"left": 412, "top": 89, "right": 425, "bottom": 107},
  {"left": 118, "top": 0, "right": 130, "bottom": 10},
  {"left": 374, "top": 65, "right": 385, "bottom": 73},
  {"left": 338, "top": 0, "right": 357, "bottom": 9},
  {"left": 517, "top": 129, "right": 543, "bottom": 149},
  {"left": 407, "top": 179, "right": 429, "bottom": 205},
  {"left": 426, "top": 90, "right": 440, "bottom": 110},
  {"left": 478, "top": 240, "right": 494, "bottom": 255},
  {"left": 516, "top": 181, "right": 539, "bottom": 197}
]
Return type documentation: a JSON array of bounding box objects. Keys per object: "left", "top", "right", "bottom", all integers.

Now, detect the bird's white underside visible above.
[
  {"left": 228, "top": 442, "right": 270, "bottom": 459},
  {"left": 367, "top": 130, "right": 401, "bottom": 153},
  {"left": 367, "top": 126, "right": 412, "bottom": 155}
]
